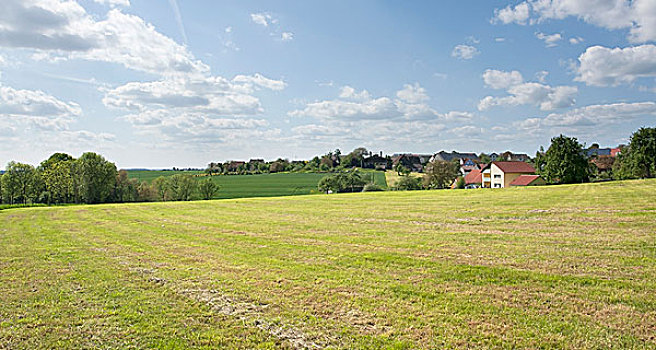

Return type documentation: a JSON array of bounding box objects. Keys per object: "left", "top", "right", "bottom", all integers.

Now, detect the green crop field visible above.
[
  {"left": 1, "top": 180, "right": 656, "bottom": 349},
  {"left": 128, "top": 170, "right": 388, "bottom": 199}
]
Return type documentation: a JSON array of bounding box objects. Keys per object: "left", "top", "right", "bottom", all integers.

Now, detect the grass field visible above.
[
  {"left": 384, "top": 171, "right": 423, "bottom": 187},
  {"left": 1, "top": 180, "right": 655, "bottom": 348},
  {"left": 128, "top": 170, "right": 387, "bottom": 199}
]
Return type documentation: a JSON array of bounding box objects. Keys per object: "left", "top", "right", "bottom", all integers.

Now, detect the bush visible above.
[
  {"left": 362, "top": 183, "right": 384, "bottom": 192},
  {"left": 394, "top": 176, "right": 423, "bottom": 191}
]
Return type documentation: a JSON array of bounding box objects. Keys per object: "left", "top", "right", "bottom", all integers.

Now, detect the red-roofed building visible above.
[
  {"left": 610, "top": 148, "right": 622, "bottom": 157},
  {"left": 509, "top": 174, "right": 546, "bottom": 186},
  {"left": 481, "top": 161, "right": 537, "bottom": 188},
  {"left": 464, "top": 169, "right": 482, "bottom": 189}
]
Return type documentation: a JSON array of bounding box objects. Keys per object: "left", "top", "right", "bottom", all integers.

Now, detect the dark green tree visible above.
[
  {"left": 625, "top": 127, "right": 656, "bottom": 178},
  {"left": 198, "top": 178, "right": 219, "bottom": 200},
  {"left": 168, "top": 174, "right": 196, "bottom": 201},
  {"left": 543, "top": 135, "right": 590, "bottom": 184},
  {"left": 533, "top": 146, "right": 546, "bottom": 175},
  {"left": 76, "top": 152, "right": 118, "bottom": 204},
  {"left": 318, "top": 175, "right": 339, "bottom": 193},
  {"left": 394, "top": 176, "right": 423, "bottom": 190},
  {"left": 423, "top": 160, "right": 459, "bottom": 189},
  {"left": 152, "top": 176, "right": 170, "bottom": 201},
  {"left": 2, "top": 162, "right": 39, "bottom": 204},
  {"left": 42, "top": 159, "right": 75, "bottom": 204}
]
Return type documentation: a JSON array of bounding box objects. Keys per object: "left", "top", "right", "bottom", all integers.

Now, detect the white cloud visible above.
[
  {"left": 338, "top": 86, "right": 371, "bottom": 101},
  {"left": 289, "top": 83, "right": 474, "bottom": 128},
  {"left": 250, "top": 13, "right": 273, "bottom": 27},
  {"left": 0, "top": 84, "right": 81, "bottom": 119},
  {"left": 492, "top": 0, "right": 656, "bottom": 43},
  {"left": 492, "top": 2, "right": 530, "bottom": 25},
  {"left": 535, "top": 70, "right": 549, "bottom": 83},
  {"left": 106, "top": 73, "right": 285, "bottom": 142},
  {"left": 535, "top": 32, "right": 562, "bottom": 47},
  {"left": 104, "top": 73, "right": 285, "bottom": 115},
  {"left": 450, "top": 125, "right": 484, "bottom": 136},
  {"left": 290, "top": 84, "right": 441, "bottom": 121},
  {"left": 281, "top": 32, "right": 294, "bottom": 41},
  {"left": 0, "top": 0, "right": 208, "bottom": 76},
  {"left": 232, "top": 73, "right": 287, "bottom": 91},
  {"left": 517, "top": 102, "right": 656, "bottom": 129},
  {"left": 569, "top": 36, "right": 584, "bottom": 44},
  {"left": 93, "top": 0, "right": 130, "bottom": 7},
  {"left": 482, "top": 69, "right": 524, "bottom": 89},
  {"left": 495, "top": 37, "right": 506, "bottom": 42},
  {"left": 479, "top": 76, "right": 577, "bottom": 111},
  {"left": 575, "top": 44, "right": 656, "bottom": 86},
  {"left": 396, "top": 83, "right": 429, "bottom": 104},
  {"left": 451, "top": 44, "right": 480, "bottom": 60}
]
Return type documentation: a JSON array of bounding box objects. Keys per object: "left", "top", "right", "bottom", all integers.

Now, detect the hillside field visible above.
[
  {"left": 128, "top": 171, "right": 387, "bottom": 199},
  {"left": 1, "top": 180, "right": 655, "bottom": 348}
]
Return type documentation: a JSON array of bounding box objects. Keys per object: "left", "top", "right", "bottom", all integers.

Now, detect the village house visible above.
[
  {"left": 509, "top": 175, "right": 547, "bottom": 187},
  {"left": 226, "top": 161, "right": 246, "bottom": 172},
  {"left": 500, "top": 151, "right": 529, "bottom": 162},
  {"left": 463, "top": 168, "right": 482, "bottom": 189},
  {"left": 392, "top": 153, "right": 432, "bottom": 172},
  {"left": 363, "top": 154, "right": 389, "bottom": 170},
  {"left": 430, "top": 151, "right": 479, "bottom": 163},
  {"left": 481, "top": 161, "right": 539, "bottom": 188}
]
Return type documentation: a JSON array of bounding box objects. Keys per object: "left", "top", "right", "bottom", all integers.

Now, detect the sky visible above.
[{"left": 0, "top": 0, "right": 655, "bottom": 168}]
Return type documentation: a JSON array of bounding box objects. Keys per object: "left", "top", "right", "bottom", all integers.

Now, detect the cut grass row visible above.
[{"left": 1, "top": 179, "right": 655, "bottom": 348}]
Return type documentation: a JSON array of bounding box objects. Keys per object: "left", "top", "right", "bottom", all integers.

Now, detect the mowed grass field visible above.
[
  {"left": 128, "top": 171, "right": 387, "bottom": 199},
  {"left": 1, "top": 180, "right": 656, "bottom": 349}
]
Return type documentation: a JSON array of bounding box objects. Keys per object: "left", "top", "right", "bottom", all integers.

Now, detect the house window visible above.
[
  {"left": 494, "top": 183, "right": 501, "bottom": 188},
  {"left": 494, "top": 174, "right": 501, "bottom": 179}
]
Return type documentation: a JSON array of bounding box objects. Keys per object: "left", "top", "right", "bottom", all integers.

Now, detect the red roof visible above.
[
  {"left": 464, "top": 169, "right": 482, "bottom": 184},
  {"left": 610, "top": 148, "right": 621, "bottom": 157},
  {"left": 509, "top": 175, "right": 542, "bottom": 186},
  {"left": 491, "top": 161, "right": 536, "bottom": 173}
]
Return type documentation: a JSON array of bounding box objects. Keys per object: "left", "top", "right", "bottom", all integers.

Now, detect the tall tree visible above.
[
  {"left": 543, "top": 135, "right": 590, "bottom": 184},
  {"left": 2, "top": 162, "right": 39, "bottom": 204},
  {"left": 42, "top": 160, "right": 75, "bottom": 204},
  {"left": 168, "top": 174, "right": 196, "bottom": 201},
  {"left": 198, "top": 178, "right": 219, "bottom": 200},
  {"left": 115, "top": 170, "right": 139, "bottom": 202},
  {"left": 625, "top": 127, "right": 656, "bottom": 178},
  {"left": 423, "top": 160, "right": 459, "bottom": 189},
  {"left": 76, "top": 152, "right": 117, "bottom": 204},
  {"left": 152, "top": 176, "right": 170, "bottom": 201}
]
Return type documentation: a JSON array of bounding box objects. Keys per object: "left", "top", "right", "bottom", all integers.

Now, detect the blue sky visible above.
[{"left": 0, "top": 0, "right": 655, "bottom": 167}]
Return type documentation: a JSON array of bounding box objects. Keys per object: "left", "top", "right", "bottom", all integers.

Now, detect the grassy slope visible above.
[
  {"left": 1, "top": 180, "right": 655, "bottom": 349},
  {"left": 385, "top": 171, "right": 423, "bottom": 187},
  {"left": 128, "top": 171, "right": 388, "bottom": 199}
]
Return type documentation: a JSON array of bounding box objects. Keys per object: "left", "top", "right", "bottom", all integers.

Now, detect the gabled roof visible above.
[
  {"left": 481, "top": 161, "right": 536, "bottom": 173},
  {"left": 464, "top": 169, "right": 482, "bottom": 184},
  {"left": 509, "top": 174, "right": 543, "bottom": 186}
]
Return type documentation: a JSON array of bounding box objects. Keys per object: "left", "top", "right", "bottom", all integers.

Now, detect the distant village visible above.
[{"left": 207, "top": 143, "right": 623, "bottom": 189}]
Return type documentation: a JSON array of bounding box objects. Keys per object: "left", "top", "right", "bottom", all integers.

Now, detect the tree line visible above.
[
  {"left": 206, "top": 147, "right": 389, "bottom": 175},
  {"left": 318, "top": 126, "right": 656, "bottom": 193},
  {"left": 0, "top": 152, "right": 220, "bottom": 206}
]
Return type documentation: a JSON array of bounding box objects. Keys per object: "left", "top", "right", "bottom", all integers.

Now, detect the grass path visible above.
[{"left": 1, "top": 180, "right": 656, "bottom": 348}]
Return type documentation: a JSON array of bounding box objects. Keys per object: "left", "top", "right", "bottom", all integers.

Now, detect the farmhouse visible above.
[
  {"left": 481, "top": 161, "right": 538, "bottom": 188},
  {"left": 392, "top": 154, "right": 432, "bottom": 172},
  {"left": 363, "top": 154, "right": 389, "bottom": 170},
  {"left": 509, "top": 175, "right": 547, "bottom": 186},
  {"left": 464, "top": 169, "right": 483, "bottom": 189},
  {"left": 430, "top": 151, "right": 479, "bottom": 163}
]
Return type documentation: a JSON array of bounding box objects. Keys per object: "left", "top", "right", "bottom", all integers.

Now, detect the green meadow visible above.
[
  {"left": 127, "top": 170, "right": 388, "bottom": 199},
  {"left": 1, "top": 180, "right": 655, "bottom": 349}
]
